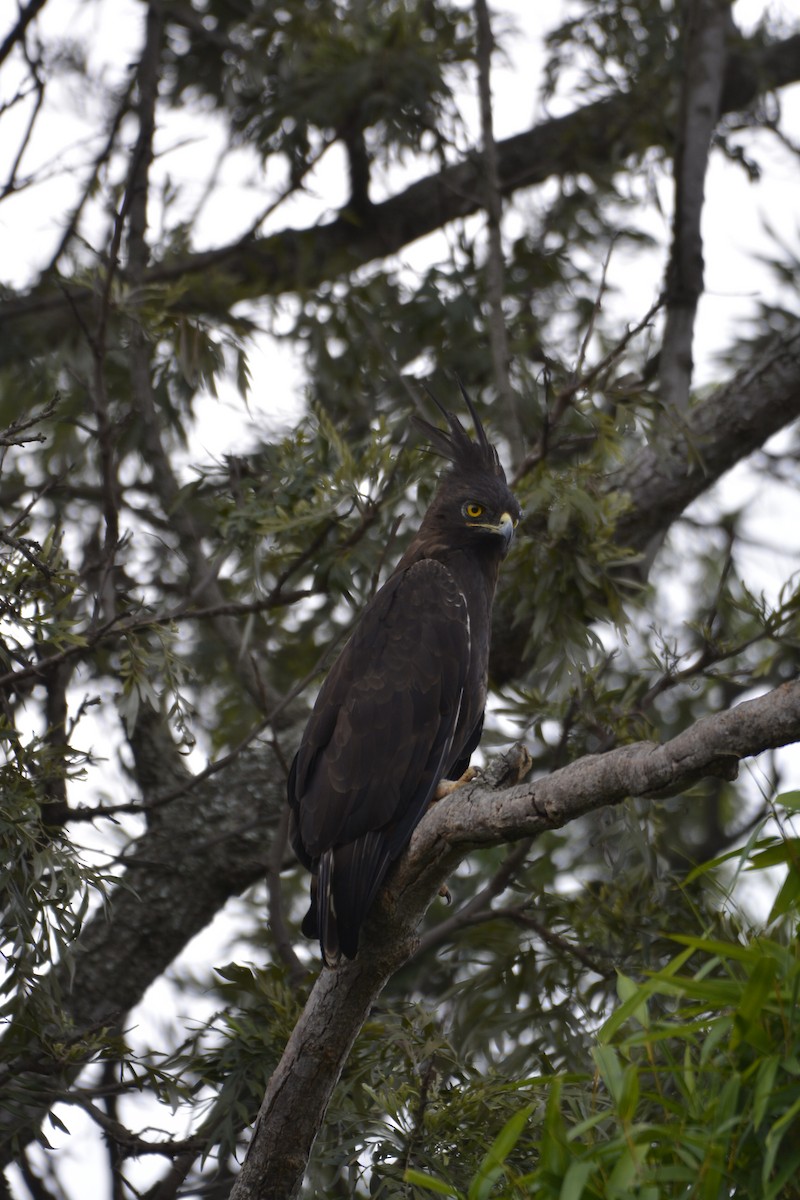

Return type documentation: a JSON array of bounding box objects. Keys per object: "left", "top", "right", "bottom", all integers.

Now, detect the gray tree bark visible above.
[
  {"left": 659, "top": 0, "right": 732, "bottom": 413},
  {"left": 0, "top": 721, "right": 288, "bottom": 1167}
]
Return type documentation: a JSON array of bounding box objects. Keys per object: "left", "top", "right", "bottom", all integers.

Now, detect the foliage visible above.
[
  {"left": 0, "top": 0, "right": 799, "bottom": 1196},
  {"left": 408, "top": 793, "right": 800, "bottom": 1200}
]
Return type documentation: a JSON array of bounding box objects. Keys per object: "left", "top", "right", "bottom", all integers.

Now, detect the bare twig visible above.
[
  {"left": 233, "top": 133, "right": 336, "bottom": 243},
  {"left": 0, "top": 530, "right": 54, "bottom": 579},
  {"left": 73, "top": 1092, "right": 205, "bottom": 1158},
  {"left": 1, "top": 50, "right": 44, "bottom": 200},
  {"left": 511, "top": 297, "right": 662, "bottom": 486},
  {"left": 0, "top": 0, "right": 47, "bottom": 70},
  {"left": 574, "top": 237, "right": 617, "bottom": 382},
  {"left": 0, "top": 395, "right": 58, "bottom": 449},
  {"left": 43, "top": 75, "right": 136, "bottom": 276},
  {"left": 415, "top": 837, "right": 533, "bottom": 956},
  {"left": 500, "top": 906, "right": 612, "bottom": 976}
]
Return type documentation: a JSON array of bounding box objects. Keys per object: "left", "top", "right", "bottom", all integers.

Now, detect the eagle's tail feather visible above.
[
  {"left": 322, "top": 834, "right": 392, "bottom": 962},
  {"left": 317, "top": 849, "right": 340, "bottom": 968}
]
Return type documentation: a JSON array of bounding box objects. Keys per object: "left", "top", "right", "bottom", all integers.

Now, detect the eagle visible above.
[{"left": 288, "top": 390, "right": 521, "bottom": 966}]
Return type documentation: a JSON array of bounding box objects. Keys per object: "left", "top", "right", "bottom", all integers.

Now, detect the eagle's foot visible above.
[
  {"left": 433, "top": 765, "right": 478, "bottom": 801},
  {"left": 438, "top": 883, "right": 452, "bottom": 905}
]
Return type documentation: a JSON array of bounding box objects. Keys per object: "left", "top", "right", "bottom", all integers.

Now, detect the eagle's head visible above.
[{"left": 413, "top": 385, "right": 522, "bottom": 559}]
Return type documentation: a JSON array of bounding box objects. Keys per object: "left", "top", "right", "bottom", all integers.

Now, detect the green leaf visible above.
[
  {"left": 753, "top": 1055, "right": 780, "bottom": 1130},
  {"left": 731, "top": 954, "right": 778, "bottom": 1049},
  {"left": 615, "top": 969, "right": 650, "bottom": 1029},
  {"left": 700, "top": 1017, "right": 733, "bottom": 1066},
  {"left": 403, "top": 1168, "right": 463, "bottom": 1197},
  {"left": 716, "top": 1073, "right": 741, "bottom": 1126},
  {"left": 592, "top": 1045, "right": 624, "bottom": 1106},
  {"left": 467, "top": 1104, "right": 534, "bottom": 1200},
  {"left": 774, "top": 789, "right": 800, "bottom": 812},
  {"left": 559, "top": 1159, "right": 594, "bottom": 1200},
  {"left": 607, "top": 1141, "right": 648, "bottom": 1197},
  {"left": 764, "top": 1140, "right": 800, "bottom": 1200},
  {"left": 540, "top": 1081, "right": 569, "bottom": 1176},
  {"left": 763, "top": 1097, "right": 800, "bottom": 1196},
  {"left": 748, "top": 838, "right": 800, "bottom": 870},
  {"left": 767, "top": 864, "right": 800, "bottom": 923},
  {"left": 618, "top": 1065, "right": 640, "bottom": 1123},
  {"left": 599, "top": 947, "right": 694, "bottom": 1042}
]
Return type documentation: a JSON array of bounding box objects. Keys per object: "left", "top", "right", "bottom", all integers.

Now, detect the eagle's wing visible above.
[{"left": 288, "top": 557, "right": 471, "bottom": 961}]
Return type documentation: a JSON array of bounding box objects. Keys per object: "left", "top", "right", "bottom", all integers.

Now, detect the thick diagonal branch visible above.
[
  {"left": 229, "top": 679, "right": 800, "bottom": 1200},
  {"left": 612, "top": 324, "right": 800, "bottom": 553},
  {"left": 0, "top": 720, "right": 290, "bottom": 1167},
  {"left": 2, "top": 32, "right": 798, "bottom": 362}
]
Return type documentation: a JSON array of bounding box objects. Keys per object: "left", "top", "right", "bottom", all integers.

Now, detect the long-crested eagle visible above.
[{"left": 288, "top": 390, "right": 521, "bottom": 966}]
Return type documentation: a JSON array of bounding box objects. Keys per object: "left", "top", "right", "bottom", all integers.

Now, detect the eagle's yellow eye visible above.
[{"left": 464, "top": 503, "right": 484, "bottom": 519}]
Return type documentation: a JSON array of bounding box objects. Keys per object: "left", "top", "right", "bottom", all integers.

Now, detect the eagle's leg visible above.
[
  {"left": 432, "top": 766, "right": 478, "bottom": 904},
  {"left": 433, "top": 765, "right": 477, "bottom": 800}
]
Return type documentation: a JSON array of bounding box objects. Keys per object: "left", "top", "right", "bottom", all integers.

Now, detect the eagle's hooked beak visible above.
[{"left": 497, "top": 511, "right": 516, "bottom": 552}]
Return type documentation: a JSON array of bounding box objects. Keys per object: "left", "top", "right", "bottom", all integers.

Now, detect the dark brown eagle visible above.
[{"left": 288, "top": 390, "right": 521, "bottom": 966}]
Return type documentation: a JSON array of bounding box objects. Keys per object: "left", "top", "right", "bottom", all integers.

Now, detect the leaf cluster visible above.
[
  {"left": 164, "top": 0, "right": 473, "bottom": 176},
  {"left": 409, "top": 796, "right": 800, "bottom": 1200},
  {"left": 544, "top": 0, "right": 677, "bottom": 102}
]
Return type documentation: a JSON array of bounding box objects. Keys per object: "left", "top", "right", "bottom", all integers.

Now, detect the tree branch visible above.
[
  {"left": 491, "top": 322, "right": 800, "bottom": 683},
  {"left": 659, "top": 0, "right": 732, "bottom": 414},
  {"left": 613, "top": 324, "right": 800, "bottom": 556},
  {"left": 115, "top": 9, "right": 280, "bottom": 713},
  {"left": 0, "top": 727, "right": 290, "bottom": 1166},
  {"left": 42, "top": 74, "right": 135, "bottom": 275},
  {"left": 229, "top": 679, "right": 800, "bottom": 1199},
  {"left": 2, "top": 31, "right": 798, "bottom": 362},
  {"left": 0, "top": 0, "right": 48, "bottom": 71},
  {"left": 474, "top": 0, "right": 520, "bottom": 447}
]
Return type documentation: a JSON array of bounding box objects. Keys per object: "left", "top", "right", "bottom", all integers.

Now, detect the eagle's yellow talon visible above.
[{"left": 433, "top": 765, "right": 478, "bottom": 800}]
